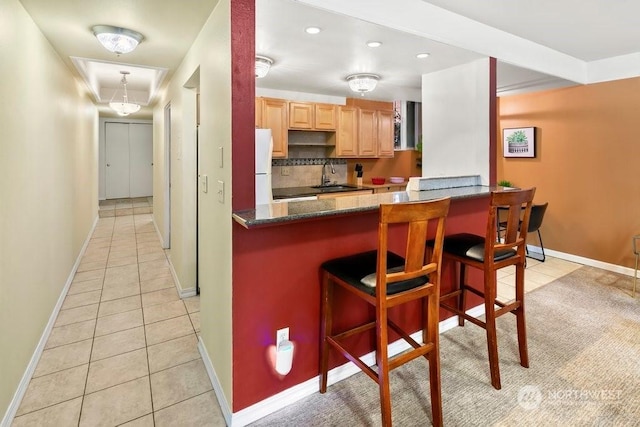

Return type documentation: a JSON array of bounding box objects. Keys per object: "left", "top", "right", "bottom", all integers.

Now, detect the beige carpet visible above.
[{"left": 250, "top": 266, "right": 640, "bottom": 426}]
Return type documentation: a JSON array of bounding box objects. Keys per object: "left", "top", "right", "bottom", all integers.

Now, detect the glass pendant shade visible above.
[
  {"left": 110, "top": 71, "right": 140, "bottom": 116},
  {"left": 346, "top": 74, "right": 380, "bottom": 93},
  {"left": 93, "top": 25, "right": 144, "bottom": 54},
  {"left": 255, "top": 56, "right": 274, "bottom": 78}
]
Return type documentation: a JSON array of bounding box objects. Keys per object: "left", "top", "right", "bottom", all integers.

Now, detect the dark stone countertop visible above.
[{"left": 234, "top": 185, "right": 498, "bottom": 229}]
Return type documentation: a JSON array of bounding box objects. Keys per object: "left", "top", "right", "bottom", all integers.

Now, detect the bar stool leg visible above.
[
  {"left": 427, "top": 294, "right": 443, "bottom": 427},
  {"left": 515, "top": 261, "right": 529, "bottom": 368},
  {"left": 484, "top": 268, "right": 501, "bottom": 390},
  {"left": 458, "top": 263, "right": 467, "bottom": 327},
  {"left": 376, "top": 306, "right": 392, "bottom": 426}
]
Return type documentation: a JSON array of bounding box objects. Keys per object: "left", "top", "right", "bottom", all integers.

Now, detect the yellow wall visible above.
[
  {"left": 152, "top": 0, "right": 233, "bottom": 405},
  {"left": 0, "top": 0, "right": 98, "bottom": 418},
  {"left": 498, "top": 77, "right": 640, "bottom": 267}
]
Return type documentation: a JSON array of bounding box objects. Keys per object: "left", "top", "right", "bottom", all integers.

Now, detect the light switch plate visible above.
[
  {"left": 218, "top": 146, "right": 224, "bottom": 168},
  {"left": 217, "top": 180, "right": 224, "bottom": 203},
  {"left": 201, "top": 175, "right": 208, "bottom": 193}
]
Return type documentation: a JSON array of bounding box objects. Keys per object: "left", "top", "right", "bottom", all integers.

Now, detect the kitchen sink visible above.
[{"left": 311, "top": 184, "right": 358, "bottom": 190}]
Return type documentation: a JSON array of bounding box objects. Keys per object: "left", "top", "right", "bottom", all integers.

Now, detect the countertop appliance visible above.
[{"left": 255, "top": 129, "right": 273, "bottom": 205}]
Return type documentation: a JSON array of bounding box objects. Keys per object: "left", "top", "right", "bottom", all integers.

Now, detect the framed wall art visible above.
[{"left": 503, "top": 127, "right": 536, "bottom": 158}]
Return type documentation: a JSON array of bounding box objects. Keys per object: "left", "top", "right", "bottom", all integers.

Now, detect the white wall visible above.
[
  {"left": 422, "top": 58, "right": 491, "bottom": 184},
  {"left": 0, "top": 0, "right": 98, "bottom": 419},
  {"left": 152, "top": 0, "right": 233, "bottom": 404}
]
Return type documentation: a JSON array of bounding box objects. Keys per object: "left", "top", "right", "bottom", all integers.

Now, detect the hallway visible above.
[{"left": 11, "top": 210, "right": 225, "bottom": 426}]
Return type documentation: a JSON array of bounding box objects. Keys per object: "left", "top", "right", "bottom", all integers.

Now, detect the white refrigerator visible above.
[{"left": 255, "top": 129, "right": 274, "bottom": 205}]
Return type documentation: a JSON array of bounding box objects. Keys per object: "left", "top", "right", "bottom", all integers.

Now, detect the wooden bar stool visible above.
[
  {"left": 436, "top": 188, "right": 535, "bottom": 390},
  {"left": 319, "top": 197, "right": 450, "bottom": 427}
]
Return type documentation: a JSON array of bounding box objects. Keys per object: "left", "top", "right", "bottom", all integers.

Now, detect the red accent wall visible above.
[
  {"left": 231, "top": 0, "right": 255, "bottom": 211},
  {"left": 231, "top": 197, "right": 488, "bottom": 410}
]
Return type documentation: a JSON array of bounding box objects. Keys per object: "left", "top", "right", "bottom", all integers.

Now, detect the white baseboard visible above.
[
  {"left": 1, "top": 215, "right": 99, "bottom": 427},
  {"left": 200, "top": 305, "right": 486, "bottom": 427},
  {"left": 527, "top": 245, "right": 636, "bottom": 277},
  {"left": 198, "top": 337, "right": 233, "bottom": 426},
  {"left": 151, "top": 219, "right": 196, "bottom": 299},
  {"left": 152, "top": 218, "right": 166, "bottom": 249}
]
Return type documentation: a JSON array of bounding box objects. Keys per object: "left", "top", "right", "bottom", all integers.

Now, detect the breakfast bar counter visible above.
[
  {"left": 233, "top": 185, "right": 496, "bottom": 228},
  {"left": 231, "top": 184, "right": 497, "bottom": 410}
]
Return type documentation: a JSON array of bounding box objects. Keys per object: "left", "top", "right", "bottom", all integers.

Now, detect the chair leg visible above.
[
  {"left": 515, "top": 261, "right": 529, "bottom": 368},
  {"left": 319, "top": 273, "right": 333, "bottom": 393},
  {"left": 376, "top": 306, "right": 392, "bottom": 426},
  {"left": 426, "top": 293, "right": 443, "bottom": 427},
  {"left": 484, "top": 269, "right": 501, "bottom": 390},
  {"left": 458, "top": 263, "right": 467, "bottom": 327},
  {"left": 537, "top": 229, "right": 545, "bottom": 262},
  {"left": 634, "top": 254, "right": 639, "bottom": 298}
]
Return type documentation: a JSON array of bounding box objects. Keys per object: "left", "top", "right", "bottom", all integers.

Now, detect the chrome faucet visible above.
[{"left": 321, "top": 160, "right": 335, "bottom": 186}]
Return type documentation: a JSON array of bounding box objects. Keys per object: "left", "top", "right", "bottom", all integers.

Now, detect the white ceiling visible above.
[
  {"left": 18, "top": 0, "right": 640, "bottom": 113},
  {"left": 19, "top": 0, "right": 219, "bottom": 118}
]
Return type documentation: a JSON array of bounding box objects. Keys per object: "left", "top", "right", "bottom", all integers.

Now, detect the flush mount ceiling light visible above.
[
  {"left": 92, "top": 25, "right": 144, "bottom": 54},
  {"left": 109, "top": 71, "right": 140, "bottom": 116},
  {"left": 255, "top": 55, "right": 273, "bottom": 78},
  {"left": 416, "top": 52, "right": 431, "bottom": 59},
  {"left": 346, "top": 73, "right": 380, "bottom": 94},
  {"left": 305, "top": 26, "right": 322, "bottom": 34},
  {"left": 367, "top": 41, "right": 382, "bottom": 48}
]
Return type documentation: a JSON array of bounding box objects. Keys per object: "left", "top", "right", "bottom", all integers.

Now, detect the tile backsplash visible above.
[{"left": 272, "top": 158, "right": 347, "bottom": 188}]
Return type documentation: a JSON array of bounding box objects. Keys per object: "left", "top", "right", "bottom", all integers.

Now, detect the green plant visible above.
[
  {"left": 497, "top": 179, "right": 513, "bottom": 187},
  {"left": 415, "top": 135, "right": 422, "bottom": 153},
  {"left": 506, "top": 130, "right": 528, "bottom": 145}
]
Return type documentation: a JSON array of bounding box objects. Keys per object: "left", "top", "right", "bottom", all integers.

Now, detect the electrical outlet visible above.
[
  {"left": 281, "top": 166, "right": 290, "bottom": 176},
  {"left": 276, "top": 327, "right": 289, "bottom": 348}
]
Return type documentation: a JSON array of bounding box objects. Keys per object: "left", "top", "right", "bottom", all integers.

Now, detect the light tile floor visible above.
[
  {"left": 98, "top": 197, "right": 153, "bottom": 218},
  {"left": 11, "top": 210, "right": 226, "bottom": 426},
  {"left": 10, "top": 206, "right": 581, "bottom": 426}
]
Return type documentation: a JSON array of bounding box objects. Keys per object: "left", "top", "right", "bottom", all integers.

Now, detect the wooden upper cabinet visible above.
[
  {"left": 262, "top": 98, "right": 288, "bottom": 158},
  {"left": 314, "top": 103, "right": 337, "bottom": 130},
  {"left": 358, "top": 109, "right": 378, "bottom": 157},
  {"left": 288, "top": 102, "right": 337, "bottom": 130},
  {"left": 377, "top": 110, "right": 395, "bottom": 157},
  {"left": 255, "top": 97, "right": 263, "bottom": 128},
  {"left": 336, "top": 106, "right": 358, "bottom": 157},
  {"left": 288, "top": 102, "right": 313, "bottom": 129}
]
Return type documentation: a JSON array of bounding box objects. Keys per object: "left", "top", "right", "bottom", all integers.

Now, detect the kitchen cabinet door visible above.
[
  {"left": 314, "top": 103, "right": 337, "bottom": 130},
  {"left": 377, "top": 109, "right": 395, "bottom": 157},
  {"left": 336, "top": 106, "right": 358, "bottom": 157},
  {"left": 358, "top": 109, "right": 377, "bottom": 157},
  {"left": 262, "top": 98, "right": 288, "bottom": 158},
  {"left": 288, "top": 102, "right": 313, "bottom": 129},
  {"left": 255, "top": 97, "right": 263, "bottom": 128}
]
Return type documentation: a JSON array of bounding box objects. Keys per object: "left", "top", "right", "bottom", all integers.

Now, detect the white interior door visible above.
[
  {"left": 105, "top": 122, "right": 130, "bottom": 199},
  {"left": 129, "top": 123, "right": 153, "bottom": 197}
]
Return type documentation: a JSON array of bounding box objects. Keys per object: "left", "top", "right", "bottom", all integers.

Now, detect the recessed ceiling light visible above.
[
  {"left": 416, "top": 53, "right": 430, "bottom": 59},
  {"left": 305, "top": 27, "right": 321, "bottom": 34},
  {"left": 367, "top": 41, "right": 382, "bottom": 48}
]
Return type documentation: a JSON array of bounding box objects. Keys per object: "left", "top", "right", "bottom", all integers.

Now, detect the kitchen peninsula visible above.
[{"left": 231, "top": 184, "right": 498, "bottom": 410}]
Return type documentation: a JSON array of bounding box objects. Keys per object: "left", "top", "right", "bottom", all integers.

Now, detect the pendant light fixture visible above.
[
  {"left": 92, "top": 25, "right": 144, "bottom": 54},
  {"left": 346, "top": 73, "right": 380, "bottom": 94},
  {"left": 110, "top": 71, "right": 140, "bottom": 116}
]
